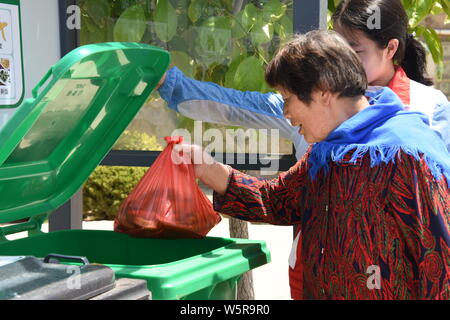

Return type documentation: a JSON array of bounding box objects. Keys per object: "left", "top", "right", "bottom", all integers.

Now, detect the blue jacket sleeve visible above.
[
  {"left": 158, "top": 67, "right": 296, "bottom": 138},
  {"left": 158, "top": 67, "right": 310, "bottom": 158}
]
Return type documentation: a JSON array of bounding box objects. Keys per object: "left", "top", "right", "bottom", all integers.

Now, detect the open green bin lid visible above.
[{"left": 0, "top": 42, "right": 170, "bottom": 223}]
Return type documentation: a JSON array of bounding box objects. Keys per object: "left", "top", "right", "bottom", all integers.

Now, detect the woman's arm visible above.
[
  {"left": 212, "top": 161, "right": 307, "bottom": 226},
  {"left": 157, "top": 67, "right": 297, "bottom": 140},
  {"left": 175, "top": 143, "right": 308, "bottom": 226}
]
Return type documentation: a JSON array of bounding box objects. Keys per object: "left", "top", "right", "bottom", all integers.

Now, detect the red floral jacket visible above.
[{"left": 214, "top": 150, "right": 450, "bottom": 300}]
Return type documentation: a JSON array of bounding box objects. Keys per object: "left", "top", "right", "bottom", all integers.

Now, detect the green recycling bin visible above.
[{"left": 0, "top": 42, "right": 271, "bottom": 300}]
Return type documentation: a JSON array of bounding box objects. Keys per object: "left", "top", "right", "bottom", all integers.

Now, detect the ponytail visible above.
[
  {"left": 332, "top": 0, "right": 435, "bottom": 87},
  {"left": 401, "top": 35, "right": 434, "bottom": 86}
]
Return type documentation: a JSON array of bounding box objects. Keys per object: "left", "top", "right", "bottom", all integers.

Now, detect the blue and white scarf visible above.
[{"left": 309, "top": 87, "right": 450, "bottom": 183}]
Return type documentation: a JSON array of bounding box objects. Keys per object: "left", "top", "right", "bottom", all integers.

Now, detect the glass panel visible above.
[
  {"left": 5, "top": 77, "right": 103, "bottom": 164},
  {"left": 78, "top": 0, "right": 294, "bottom": 157}
]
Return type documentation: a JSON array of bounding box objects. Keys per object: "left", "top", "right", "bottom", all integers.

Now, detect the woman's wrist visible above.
[{"left": 198, "top": 161, "right": 232, "bottom": 195}]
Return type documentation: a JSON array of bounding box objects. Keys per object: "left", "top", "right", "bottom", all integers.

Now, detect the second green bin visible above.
[{"left": 0, "top": 230, "right": 270, "bottom": 300}]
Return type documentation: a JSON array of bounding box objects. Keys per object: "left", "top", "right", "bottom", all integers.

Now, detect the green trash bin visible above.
[{"left": 0, "top": 42, "right": 271, "bottom": 300}]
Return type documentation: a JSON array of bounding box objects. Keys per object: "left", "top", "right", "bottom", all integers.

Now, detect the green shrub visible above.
[
  {"left": 83, "top": 165, "right": 147, "bottom": 220},
  {"left": 83, "top": 130, "right": 162, "bottom": 220}
]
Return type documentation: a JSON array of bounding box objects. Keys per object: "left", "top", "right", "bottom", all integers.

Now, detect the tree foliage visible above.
[
  {"left": 79, "top": 0, "right": 448, "bottom": 97},
  {"left": 78, "top": 0, "right": 448, "bottom": 219}
]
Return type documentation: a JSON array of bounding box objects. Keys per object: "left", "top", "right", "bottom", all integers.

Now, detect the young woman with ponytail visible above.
[{"left": 332, "top": 0, "right": 449, "bottom": 148}]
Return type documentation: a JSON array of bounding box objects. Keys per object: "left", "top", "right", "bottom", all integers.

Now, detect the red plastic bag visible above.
[{"left": 114, "top": 136, "right": 221, "bottom": 239}]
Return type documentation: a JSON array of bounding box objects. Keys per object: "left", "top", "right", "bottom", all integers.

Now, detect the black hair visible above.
[{"left": 332, "top": 0, "right": 433, "bottom": 86}]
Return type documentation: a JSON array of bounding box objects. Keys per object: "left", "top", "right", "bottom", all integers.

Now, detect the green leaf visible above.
[
  {"left": 401, "top": 0, "right": 413, "bottom": 12},
  {"left": 263, "top": 0, "right": 286, "bottom": 22},
  {"left": 239, "top": 3, "right": 259, "bottom": 32},
  {"left": 154, "top": 0, "right": 178, "bottom": 42},
  {"left": 208, "top": 63, "right": 228, "bottom": 85},
  {"left": 113, "top": 5, "right": 146, "bottom": 42},
  {"left": 85, "top": 0, "right": 111, "bottom": 25},
  {"left": 81, "top": 14, "right": 96, "bottom": 33},
  {"left": 328, "top": 0, "right": 336, "bottom": 12},
  {"left": 281, "top": 15, "right": 293, "bottom": 33},
  {"left": 224, "top": 54, "right": 248, "bottom": 88},
  {"left": 250, "top": 21, "right": 274, "bottom": 46},
  {"left": 232, "top": 10, "right": 248, "bottom": 39},
  {"left": 198, "top": 16, "right": 232, "bottom": 55},
  {"left": 274, "top": 15, "right": 292, "bottom": 41},
  {"left": 409, "top": 0, "right": 435, "bottom": 28},
  {"left": 220, "top": 0, "right": 234, "bottom": 13},
  {"left": 261, "top": 79, "right": 273, "bottom": 94},
  {"left": 195, "top": 16, "right": 232, "bottom": 66},
  {"left": 439, "top": 0, "right": 450, "bottom": 16},
  {"left": 419, "top": 26, "right": 444, "bottom": 64},
  {"left": 232, "top": 19, "right": 247, "bottom": 39},
  {"left": 81, "top": 15, "right": 107, "bottom": 44},
  {"left": 230, "top": 41, "right": 245, "bottom": 60},
  {"left": 430, "top": 2, "right": 443, "bottom": 16},
  {"left": 440, "top": 0, "right": 450, "bottom": 24},
  {"left": 234, "top": 56, "right": 265, "bottom": 92},
  {"left": 188, "top": 0, "right": 204, "bottom": 23},
  {"left": 273, "top": 21, "right": 284, "bottom": 39},
  {"left": 170, "top": 51, "right": 196, "bottom": 78}
]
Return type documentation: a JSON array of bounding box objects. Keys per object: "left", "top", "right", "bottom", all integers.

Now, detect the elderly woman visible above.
[{"left": 175, "top": 30, "right": 450, "bottom": 300}]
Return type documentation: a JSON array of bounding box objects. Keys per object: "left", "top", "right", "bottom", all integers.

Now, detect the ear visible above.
[
  {"left": 317, "top": 90, "right": 333, "bottom": 108},
  {"left": 386, "top": 39, "right": 399, "bottom": 60}
]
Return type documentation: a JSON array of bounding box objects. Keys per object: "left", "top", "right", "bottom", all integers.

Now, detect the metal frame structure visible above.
[{"left": 50, "top": 0, "right": 328, "bottom": 231}]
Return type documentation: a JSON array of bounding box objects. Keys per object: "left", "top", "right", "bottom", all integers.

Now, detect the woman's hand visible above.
[
  {"left": 172, "top": 143, "right": 231, "bottom": 195},
  {"left": 172, "top": 143, "right": 214, "bottom": 179}
]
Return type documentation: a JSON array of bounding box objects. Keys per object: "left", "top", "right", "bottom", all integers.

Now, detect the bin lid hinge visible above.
[{"left": 0, "top": 213, "right": 48, "bottom": 242}]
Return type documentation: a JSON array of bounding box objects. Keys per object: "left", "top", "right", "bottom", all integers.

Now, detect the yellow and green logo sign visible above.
[{"left": 0, "top": 0, "right": 23, "bottom": 109}]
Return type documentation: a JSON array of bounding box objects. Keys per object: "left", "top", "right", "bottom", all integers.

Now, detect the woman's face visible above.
[
  {"left": 278, "top": 88, "right": 333, "bottom": 144},
  {"left": 333, "top": 26, "right": 396, "bottom": 86}
]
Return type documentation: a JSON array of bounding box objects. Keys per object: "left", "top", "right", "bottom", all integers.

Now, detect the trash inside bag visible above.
[{"left": 114, "top": 136, "right": 221, "bottom": 239}]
